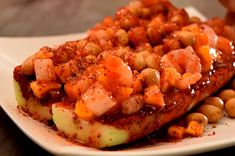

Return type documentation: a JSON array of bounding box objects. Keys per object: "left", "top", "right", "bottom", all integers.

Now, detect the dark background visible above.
[
  {"left": 0, "top": 0, "right": 226, "bottom": 36},
  {"left": 0, "top": 0, "right": 234, "bottom": 155}
]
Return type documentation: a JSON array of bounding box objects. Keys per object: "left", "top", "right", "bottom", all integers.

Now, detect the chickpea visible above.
[
  {"left": 197, "top": 105, "right": 222, "bottom": 123},
  {"left": 84, "top": 55, "right": 97, "bottom": 64},
  {"left": 189, "top": 16, "right": 201, "bottom": 24},
  {"left": 147, "top": 27, "right": 161, "bottom": 45},
  {"left": 141, "top": 68, "right": 160, "bottom": 86},
  {"left": 134, "top": 52, "right": 146, "bottom": 70},
  {"left": 218, "top": 89, "right": 235, "bottom": 102},
  {"left": 163, "top": 38, "right": 181, "bottom": 52},
  {"left": 186, "top": 113, "right": 208, "bottom": 127},
  {"left": 136, "top": 43, "right": 152, "bottom": 52},
  {"left": 128, "top": 0, "right": 142, "bottom": 17},
  {"left": 144, "top": 52, "right": 161, "bottom": 70},
  {"left": 128, "top": 26, "right": 148, "bottom": 47},
  {"left": 203, "top": 97, "right": 224, "bottom": 110},
  {"left": 116, "top": 8, "right": 139, "bottom": 30},
  {"left": 225, "top": 98, "right": 235, "bottom": 118},
  {"left": 116, "top": 29, "right": 129, "bottom": 46},
  {"left": 153, "top": 45, "right": 164, "bottom": 56},
  {"left": 169, "top": 9, "right": 189, "bottom": 27},
  {"left": 176, "top": 31, "right": 195, "bottom": 46},
  {"left": 83, "top": 42, "right": 102, "bottom": 56},
  {"left": 97, "top": 51, "right": 109, "bottom": 60},
  {"left": 168, "top": 125, "right": 185, "bottom": 139},
  {"left": 141, "top": 8, "right": 150, "bottom": 18},
  {"left": 162, "top": 23, "right": 179, "bottom": 34},
  {"left": 76, "top": 39, "right": 87, "bottom": 50},
  {"left": 124, "top": 51, "right": 145, "bottom": 71},
  {"left": 112, "top": 47, "right": 130, "bottom": 58}
]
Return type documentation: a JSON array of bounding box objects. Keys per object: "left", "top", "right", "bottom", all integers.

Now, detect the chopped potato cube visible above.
[
  {"left": 168, "top": 125, "right": 185, "bottom": 139},
  {"left": 185, "top": 120, "right": 204, "bottom": 137},
  {"left": 75, "top": 100, "right": 94, "bottom": 121},
  {"left": 144, "top": 85, "right": 165, "bottom": 109},
  {"left": 30, "top": 81, "right": 61, "bottom": 99}
]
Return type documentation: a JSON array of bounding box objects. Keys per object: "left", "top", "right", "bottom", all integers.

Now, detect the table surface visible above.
[{"left": 0, "top": 0, "right": 235, "bottom": 155}]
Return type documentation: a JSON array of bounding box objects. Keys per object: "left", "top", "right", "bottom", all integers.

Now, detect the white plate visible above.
[{"left": 0, "top": 7, "right": 235, "bottom": 156}]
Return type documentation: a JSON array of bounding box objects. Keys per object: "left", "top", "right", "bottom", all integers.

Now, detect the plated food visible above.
[{"left": 13, "top": 0, "right": 235, "bottom": 148}]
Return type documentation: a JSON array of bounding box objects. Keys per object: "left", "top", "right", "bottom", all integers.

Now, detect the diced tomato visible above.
[
  {"left": 217, "top": 36, "right": 233, "bottom": 55},
  {"left": 196, "top": 45, "right": 213, "bottom": 72},
  {"left": 114, "top": 87, "right": 133, "bottom": 102},
  {"left": 64, "top": 74, "right": 95, "bottom": 101},
  {"left": 193, "top": 32, "right": 209, "bottom": 50}
]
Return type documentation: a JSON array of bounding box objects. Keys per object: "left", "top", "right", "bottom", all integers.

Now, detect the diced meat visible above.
[
  {"left": 34, "top": 59, "right": 56, "bottom": 81},
  {"left": 54, "top": 59, "right": 79, "bottom": 83},
  {"left": 81, "top": 82, "right": 117, "bottom": 116},
  {"left": 121, "top": 94, "right": 144, "bottom": 115}
]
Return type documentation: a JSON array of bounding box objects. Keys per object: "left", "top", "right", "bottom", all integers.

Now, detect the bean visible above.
[
  {"left": 197, "top": 105, "right": 222, "bottom": 123},
  {"left": 225, "top": 98, "right": 235, "bottom": 118},
  {"left": 163, "top": 38, "right": 181, "bottom": 52},
  {"left": 147, "top": 27, "right": 161, "bottom": 45},
  {"left": 203, "top": 96, "right": 224, "bottom": 110},
  {"left": 153, "top": 45, "right": 164, "bottom": 56},
  {"left": 128, "top": 0, "right": 142, "bottom": 16},
  {"left": 186, "top": 113, "right": 208, "bottom": 127},
  {"left": 145, "top": 53, "right": 161, "bottom": 70},
  {"left": 141, "top": 8, "right": 151, "bottom": 18},
  {"left": 136, "top": 43, "right": 152, "bottom": 52},
  {"left": 218, "top": 89, "right": 235, "bottom": 102},
  {"left": 141, "top": 68, "right": 160, "bottom": 86},
  {"left": 189, "top": 16, "right": 201, "bottom": 24},
  {"left": 76, "top": 39, "right": 87, "bottom": 50},
  {"left": 116, "top": 29, "right": 129, "bottom": 46},
  {"left": 116, "top": 8, "right": 139, "bottom": 30},
  {"left": 134, "top": 52, "right": 146, "bottom": 70},
  {"left": 169, "top": 9, "right": 189, "bottom": 27},
  {"left": 124, "top": 51, "right": 146, "bottom": 71},
  {"left": 176, "top": 31, "right": 195, "bottom": 46},
  {"left": 83, "top": 42, "right": 102, "bottom": 56},
  {"left": 128, "top": 26, "right": 148, "bottom": 47}
]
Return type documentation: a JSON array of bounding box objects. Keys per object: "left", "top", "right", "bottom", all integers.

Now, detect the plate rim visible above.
[{"left": 1, "top": 7, "right": 235, "bottom": 156}]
